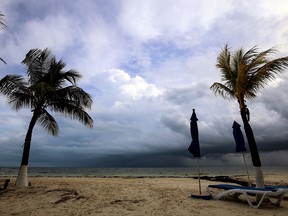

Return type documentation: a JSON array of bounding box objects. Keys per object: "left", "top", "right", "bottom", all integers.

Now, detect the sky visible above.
[{"left": 0, "top": 0, "right": 288, "bottom": 168}]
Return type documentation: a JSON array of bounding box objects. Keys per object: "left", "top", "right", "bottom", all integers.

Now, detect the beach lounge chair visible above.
[
  {"left": 265, "top": 185, "right": 288, "bottom": 191},
  {"left": 0, "top": 179, "right": 10, "bottom": 191},
  {"left": 207, "top": 184, "right": 287, "bottom": 208}
]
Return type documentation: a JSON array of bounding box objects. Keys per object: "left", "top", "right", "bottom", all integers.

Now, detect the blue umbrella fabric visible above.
[
  {"left": 232, "top": 120, "right": 252, "bottom": 186},
  {"left": 188, "top": 109, "right": 201, "bottom": 158},
  {"left": 232, "top": 121, "right": 247, "bottom": 152}
]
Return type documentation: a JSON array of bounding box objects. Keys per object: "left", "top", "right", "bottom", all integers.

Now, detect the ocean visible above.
[{"left": 0, "top": 166, "right": 287, "bottom": 178}]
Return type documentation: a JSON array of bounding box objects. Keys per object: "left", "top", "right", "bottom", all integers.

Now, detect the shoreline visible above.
[
  {"left": 1, "top": 165, "right": 287, "bottom": 177},
  {"left": 2, "top": 174, "right": 288, "bottom": 185}
]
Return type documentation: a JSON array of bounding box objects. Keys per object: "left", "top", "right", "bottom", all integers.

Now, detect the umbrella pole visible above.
[
  {"left": 241, "top": 152, "right": 252, "bottom": 187},
  {"left": 197, "top": 158, "right": 202, "bottom": 195}
]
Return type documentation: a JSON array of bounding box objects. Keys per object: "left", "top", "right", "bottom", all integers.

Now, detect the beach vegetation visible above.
[
  {"left": 210, "top": 44, "right": 288, "bottom": 188},
  {"left": 0, "top": 48, "right": 93, "bottom": 188}
]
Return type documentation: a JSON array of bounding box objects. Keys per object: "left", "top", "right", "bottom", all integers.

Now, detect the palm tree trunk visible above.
[
  {"left": 15, "top": 112, "right": 38, "bottom": 188},
  {"left": 240, "top": 105, "right": 264, "bottom": 188}
]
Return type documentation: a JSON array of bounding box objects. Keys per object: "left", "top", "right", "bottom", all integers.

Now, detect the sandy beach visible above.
[{"left": 1, "top": 175, "right": 287, "bottom": 216}]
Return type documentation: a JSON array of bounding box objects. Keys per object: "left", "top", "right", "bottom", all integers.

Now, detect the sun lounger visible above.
[
  {"left": 0, "top": 179, "right": 10, "bottom": 191},
  {"left": 207, "top": 184, "right": 287, "bottom": 208}
]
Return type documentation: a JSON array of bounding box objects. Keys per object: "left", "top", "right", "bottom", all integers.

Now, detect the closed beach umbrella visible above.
[
  {"left": 232, "top": 120, "right": 252, "bottom": 186},
  {"left": 232, "top": 121, "right": 247, "bottom": 152},
  {"left": 188, "top": 109, "right": 201, "bottom": 158},
  {"left": 188, "top": 109, "right": 202, "bottom": 194}
]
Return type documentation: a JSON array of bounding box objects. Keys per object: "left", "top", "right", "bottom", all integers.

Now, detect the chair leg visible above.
[{"left": 275, "top": 193, "right": 286, "bottom": 206}]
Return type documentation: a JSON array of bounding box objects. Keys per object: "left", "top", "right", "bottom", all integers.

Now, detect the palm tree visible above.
[
  {"left": 210, "top": 44, "right": 288, "bottom": 188},
  {"left": 0, "top": 11, "right": 7, "bottom": 64},
  {"left": 0, "top": 48, "right": 93, "bottom": 188}
]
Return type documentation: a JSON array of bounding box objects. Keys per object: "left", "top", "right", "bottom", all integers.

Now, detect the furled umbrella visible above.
[
  {"left": 232, "top": 121, "right": 252, "bottom": 186},
  {"left": 188, "top": 109, "right": 201, "bottom": 194}
]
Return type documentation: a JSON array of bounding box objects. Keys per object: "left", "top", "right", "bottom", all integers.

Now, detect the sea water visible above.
[{"left": 0, "top": 166, "right": 287, "bottom": 178}]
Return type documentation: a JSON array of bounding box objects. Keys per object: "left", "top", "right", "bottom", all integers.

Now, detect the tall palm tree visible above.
[
  {"left": 0, "top": 48, "right": 93, "bottom": 188},
  {"left": 210, "top": 44, "right": 288, "bottom": 188}
]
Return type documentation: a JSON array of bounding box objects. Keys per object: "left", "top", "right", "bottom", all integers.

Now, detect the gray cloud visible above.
[{"left": 260, "top": 75, "right": 288, "bottom": 120}]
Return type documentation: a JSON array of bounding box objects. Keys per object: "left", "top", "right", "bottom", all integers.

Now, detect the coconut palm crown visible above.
[
  {"left": 210, "top": 44, "right": 288, "bottom": 187},
  {"left": 211, "top": 44, "right": 288, "bottom": 108},
  {"left": 0, "top": 48, "right": 93, "bottom": 187}
]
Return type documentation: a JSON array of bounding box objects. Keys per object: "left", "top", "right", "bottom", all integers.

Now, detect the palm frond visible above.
[
  {"left": 44, "top": 58, "right": 66, "bottom": 86},
  {"left": 46, "top": 85, "right": 93, "bottom": 128},
  {"left": 50, "top": 100, "right": 93, "bottom": 128},
  {"left": 22, "top": 48, "right": 53, "bottom": 85},
  {"left": 38, "top": 109, "right": 59, "bottom": 136},
  {"left": 61, "top": 86, "right": 92, "bottom": 107},
  {"left": 8, "top": 91, "right": 34, "bottom": 111},
  {"left": 42, "top": 60, "right": 81, "bottom": 88},
  {"left": 65, "top": 106, "right": 93, "bottom": 128},
  {"left": 216, "top": 44, "right": 232, "bottom": 81},
  {"left": 242, "top": 46, "right": 259, "bottom": 65},
  {"left": 216, "top": 45, "right": 239, "bottom": 95},
  {"left": 62, "top": 69, "right": 81, "bottom": 85},
  {"left": 210, "top": 82, "right": 236, "bottom": 100},
  {"left": 248, "top": 56, "right": 288, "bottom": 92},
  {"left": 0, "top": 12, "right": 7, "bottom": 30},
  {"left": 0, "top": 75, "right": 27, "bottom": 96},
  {"left": 64, "top": 107, "right": 93, "bottom": 128},
  {"left": 232, "top": 47, "right": 244, "bottom": 74},
  {"left": 45, "top": 85, "right": 92, "bottom": 109},
  {"left": 234, "top": 48, "right": 248, "bottom": 98},
  {"left": 245, "top": 47, "right": 276, "bottom": 76},
  {"left": 0, "top": 57, "right": 7, "bottom": 64}
]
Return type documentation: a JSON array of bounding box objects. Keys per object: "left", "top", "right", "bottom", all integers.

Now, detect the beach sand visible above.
[{"left": 0, "top": 176, "right": 287, "bottom": 216}]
